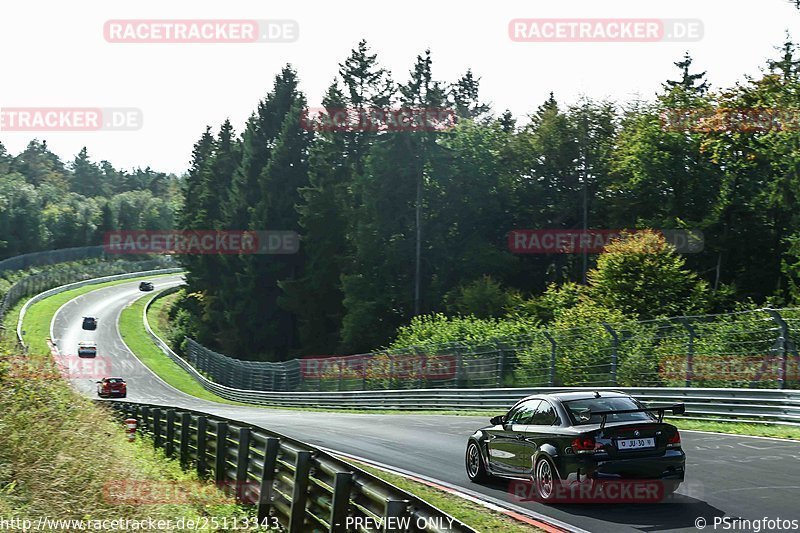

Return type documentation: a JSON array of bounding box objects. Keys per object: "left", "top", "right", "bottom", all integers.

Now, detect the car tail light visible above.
[
  {"left": 571, "top": 436, "right": 599, "bottom": 454},
  {"left": 667, "top": 430, "right": 681, "bottom": 448}
]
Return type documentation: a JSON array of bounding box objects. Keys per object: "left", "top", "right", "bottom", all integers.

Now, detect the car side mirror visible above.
[{"left": 490, "top": 415, "right": 505, "bottom": 426}]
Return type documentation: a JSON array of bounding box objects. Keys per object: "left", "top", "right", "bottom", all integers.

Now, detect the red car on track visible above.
[{"left": 96, "top": 377, "right": 127, "bottom": 398}]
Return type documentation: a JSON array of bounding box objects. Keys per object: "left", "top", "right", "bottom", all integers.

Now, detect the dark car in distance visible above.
[
  {"left": 97, "top": 377, "right": 127, "bottom": 398},
  {"left": 82, "top": 316, "right": 98, "bottom": 330},
  {"left": 465, "top": 391, "right": 685, "bottom": 503},
  {"left": 139, "top": 281, "right": 154, "bottom": 291}
]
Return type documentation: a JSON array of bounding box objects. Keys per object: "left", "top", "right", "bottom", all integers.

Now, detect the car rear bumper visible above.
[{"left": 560, "top": 449, "right": 685, "bottom": 483}]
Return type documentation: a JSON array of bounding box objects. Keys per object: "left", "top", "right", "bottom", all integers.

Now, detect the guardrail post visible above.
[
  {"left": 140, "top": 406, "right": 150, "bottom": 432},
  {"left": 236, "top": 428, "right": 252, "bottom": 503},
  {"left": 383, "top": 499, "right": 409, "bottom": 533},
  {"left": 454, "top": 345, "right": 465, "bottom": 388},
  {"left": 179, "top": 412, "right": 191, "bottom": 467},
  {"left": 288, "top": 451, "right": 312, "bottom": 533},
  {"left": 602, "top": 323, "right": 619, "bottom": 386},
  {"left": 543, "top": 332, "right": 556, "bottom": 387},
  {"left": 214, "top": 422, "right": 229, "bottom": 485},
  {"left": 165, "top": 409, "right": 176, "bottom": 457},
  {"left": 152, "top": 408, "right": 162, "bottom": 448},
  {"left": 196, "top": 416, "right": 208, "bottom": 477},
  {"left": 678, "top": 318, "right": 696, "bottom": 387},
  {"left": 329, "top": 472, "right": 353, "bottom": 533},
  {"left": 767, "top": 309, "right": 789, "bottom": 389},
  {"left": 257, "top": 437, "right": 280, "bottom": 522}
]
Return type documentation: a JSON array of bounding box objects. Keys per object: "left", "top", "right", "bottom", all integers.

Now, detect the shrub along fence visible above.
[{"left": 169, "top": 306, "right": 799, "bottom": 392}]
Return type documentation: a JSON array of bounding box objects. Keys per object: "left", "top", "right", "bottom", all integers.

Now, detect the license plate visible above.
[{"left": 617, "top": 437, "right": 655, "bottom": 450}]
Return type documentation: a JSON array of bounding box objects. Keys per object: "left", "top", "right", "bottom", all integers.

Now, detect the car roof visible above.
[
  {"left": 78, "top": 341, "right": 96, "bottom": 345},
  {"left": 517, "top": 390, "right": 632, "bottom": 403},
  {"left": 104, "top": 377, "right": 125, "bottom": 380}
]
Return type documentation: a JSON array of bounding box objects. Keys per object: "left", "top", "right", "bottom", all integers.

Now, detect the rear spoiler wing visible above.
[{"left": 591, "top": 403, "right": 686, "bottom": 429}]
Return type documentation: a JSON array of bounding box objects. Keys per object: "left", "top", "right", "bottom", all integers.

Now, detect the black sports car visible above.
[
  {"left": 82, "top": 316, "right": 98, "bottom": 330},
  {"left": 139, "top": 281, "right": 154, "bottom": 291},
  {"left": 466, "top": 391, "right": 685, "bottom": 503}
]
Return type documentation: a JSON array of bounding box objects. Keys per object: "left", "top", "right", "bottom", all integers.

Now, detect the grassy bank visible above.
[{"left": 0, "top": 274, "right": 255, "bottom": 527}]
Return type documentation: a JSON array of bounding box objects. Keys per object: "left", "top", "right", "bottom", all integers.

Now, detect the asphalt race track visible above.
[{"left": 51, "top": 275, "right": 800, "bottom": 532}]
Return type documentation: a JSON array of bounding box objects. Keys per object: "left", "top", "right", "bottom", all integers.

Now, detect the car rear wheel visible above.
[
  {"left": 465, "top": 441, "right": 488, "bottom": 482},
  {"left": 534, "top": 457, "right": 559, "bottom": 502}
]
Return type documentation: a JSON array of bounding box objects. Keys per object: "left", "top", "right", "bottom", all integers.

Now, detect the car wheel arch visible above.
[
  {"left": 531, "top": 448, "right": 562, "bottom": 481},
  {"left": 468, "top": 438, "right": 491, "bottom": 471}
]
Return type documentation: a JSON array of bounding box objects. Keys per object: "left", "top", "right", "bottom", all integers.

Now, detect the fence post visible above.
[
  {"left": 140, "top": 406, "right": 150, "bottom": 433},
  {"left": 214, "top": 422, "right": 229, "bottom": 485},
  {"left": 678, "top": 318, "right": 696, "bottom": 387},
  {"left": 383, "top": 499, "right": 409, "bottom": 533},
  {"left": 767, "top": 310, "right": 788, "bottom": 390},
  {"left": 543, "top": 332, "right": 556, "bottom": 387},
  {"left": 494, "top": 341, "right": 505, "bottom": 387},
  {"left": 196, "top": 416, "right": 208, "bottom": 477},
  {"left": 329, "top": 472, "right": 353, "bottom": 533},
  {"left": 152, "top": 408, "right": 162, "bottom": 448},
  {"left": 454, "top": 345, "right": 465, "bottom": 388},
  {"left": 165, "top": 409, "right": 176, "bottom": 458},
  {"left": 257, "top": 437, "right": 280, "bottom": 522},
  {"left": 236, "top": 428, "right": 252, "bottom": 503},
  {"left": 288, "top": 451, "right": 312, "bottom": 533},
  {"left": 602, "top": 323, "right": 619, "bottom": 386},
  {"left": 179, "top": 412, "right": 191, "bottom": 467}
]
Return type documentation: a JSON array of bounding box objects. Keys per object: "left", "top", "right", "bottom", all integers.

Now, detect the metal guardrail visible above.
[
  {"left": 0, "top": 245, "right": 105, "bottom": 274},
  {"left": 141, "top": 293, "right": 800, "bottom": 425},
  {"left": 16, "top": 267, "right": 183, "bottom": 348},
  {"left": 107, "top": 401, "right": 476, "bottom": 533}
]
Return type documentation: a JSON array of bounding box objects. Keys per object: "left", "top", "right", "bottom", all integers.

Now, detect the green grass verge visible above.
[
  {"left": 354, "top": 462, "right": 542, "bottom": 532},
  {"left": 119, "top": 292, "right": 242, "bottom": 405}
]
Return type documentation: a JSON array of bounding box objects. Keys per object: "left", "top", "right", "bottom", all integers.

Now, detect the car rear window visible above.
[
  {"left": 106, "top": 378, "right": 124, "bottom": 384},
  {"left": 564, "top": 397, "right": 655, "bottom": 425}
]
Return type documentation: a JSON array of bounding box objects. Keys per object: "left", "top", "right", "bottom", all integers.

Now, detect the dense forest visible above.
[
  {"left": 39, "top": 36, "right": 800, "bottom": 362},
  {"left": 170, "top": 37, "right": 800, "bottom": 361},
  {"left": 0, "top": 141, "right": 179, "bottom": 258}
]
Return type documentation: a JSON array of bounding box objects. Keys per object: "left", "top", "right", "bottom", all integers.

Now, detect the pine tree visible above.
[
  {"left": 449, "top": 69, "right": 490, "bottom": 120},
  {"left": 664, "top": 52, "right": 710, "bottom": 93},
  {"left": 767, "top": 33, "right": 800, "bottom": 82},
  {"left": 282, "top": 84, "right": 351, "bottom": 354}
]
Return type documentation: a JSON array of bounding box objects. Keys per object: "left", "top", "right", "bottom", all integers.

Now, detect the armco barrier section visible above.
[
  {"left": 0, "top": 245, "right": 105, "bottom": 274},
  {"left": 140, "top": 294, "right": 800, "bottom": 425},
  {"left": 17, "top": 267, "right": 183, "bottom": 347},
  {"left": 108, "top": 401, "right": 475, "bottom": 533}
]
